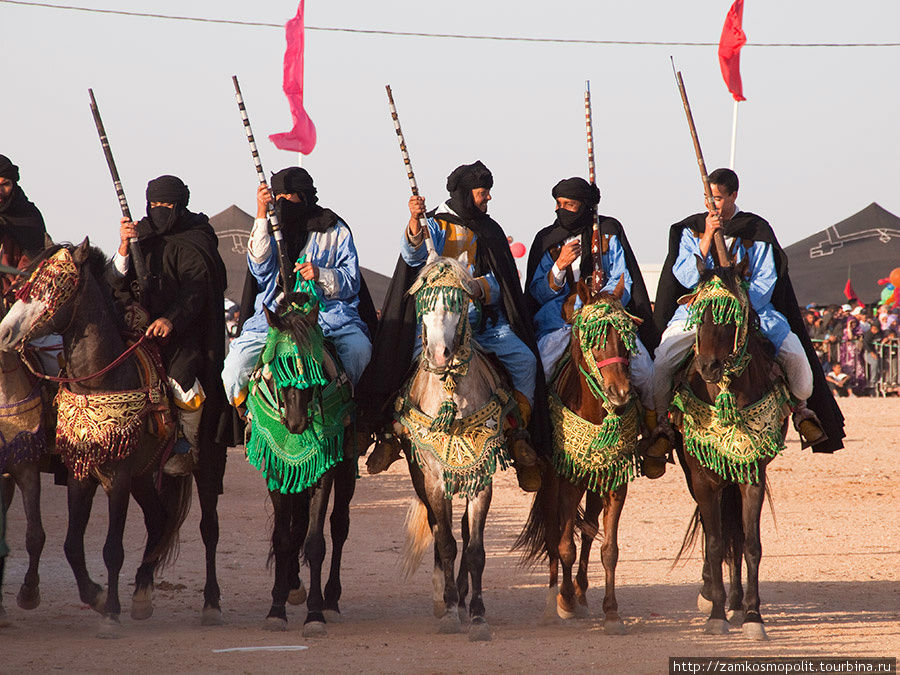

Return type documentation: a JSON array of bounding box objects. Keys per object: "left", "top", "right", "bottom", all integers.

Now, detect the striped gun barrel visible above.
[
  {"left": 231, "top": 75, "right": 292, "bottom": 287},
  {"left": 385, "top": 85, "right": 434, "bottom": 254},
  {"left": 584, "top": 81, "right": 605, "bottom": 292},
  {"left": 87, "top": 88, "right": 149, "bottom": 302}
]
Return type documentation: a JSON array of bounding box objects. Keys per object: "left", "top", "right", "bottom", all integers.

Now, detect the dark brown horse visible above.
[
  {"left": 673, "top": 258, "right": 789, "bottom": 640},
  {"left": 0, "top": 241, "right": 192, "bottom": 637},
  {"left": 517, "top": 276, "right": 644, "bottom": 634}
]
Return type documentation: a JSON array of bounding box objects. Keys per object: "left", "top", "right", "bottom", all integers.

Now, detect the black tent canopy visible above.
[
  {"left": 208, "top": 204, "right": 391, "bottom": 308},
  {"left": 784, "top": 203, "right": 900, "bottom": 306}
]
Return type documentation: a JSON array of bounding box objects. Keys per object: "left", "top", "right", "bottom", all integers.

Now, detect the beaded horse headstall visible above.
[
  {"left": 13, "top": 248, "right": 81, "bottom": 344},
  {"left": 684, "top": 273, "right": 751, "bottom": 375},
  {"left": 571, "top": 297, "right": 639, "bottom": 400}
]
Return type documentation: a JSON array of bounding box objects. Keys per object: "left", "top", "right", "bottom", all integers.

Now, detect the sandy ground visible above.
[{"left": 1, "top": 397, "right": 898, "bottom": 673}]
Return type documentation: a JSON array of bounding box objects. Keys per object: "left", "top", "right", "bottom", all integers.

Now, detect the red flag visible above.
[
  {"left": 269, "top": 1, "right": 317, "bottom": 154},
  {"left": 844, "top": 279, "right": 859, "bottom": 303},
  {"left": 718, "top": 0, "right": 747, "bottom": 102}
]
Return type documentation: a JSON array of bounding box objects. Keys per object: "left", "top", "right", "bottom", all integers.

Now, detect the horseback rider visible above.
[
  {"left": 649, "top": 168, "right": 844, "bottom": 476},
  {"left": 525, "top": 177, "right": 657, "bottom": 410},
  {"left": 111, "top": 175, "right": 228, "bottom": 479},
  {"left": 0, "top": 155, "right": 60, "bottom": 374},
  {"left": 360, "top": 160, "right": 545, "bottom": 491},
  {"left": 221, "top": 167, "right": 375, "bottom": 408}
]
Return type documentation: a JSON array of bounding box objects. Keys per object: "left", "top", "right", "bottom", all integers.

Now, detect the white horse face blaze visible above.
[
  {"left": 421, "top": 306, "right": 461, "bottom": 370},
  {"left": 0, "top": 298, "right": 49, "bottom": 350}
]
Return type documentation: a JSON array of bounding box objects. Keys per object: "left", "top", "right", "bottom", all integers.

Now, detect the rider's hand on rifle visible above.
[
  {"left": 146, "top": 317, "right": 173, "bottom": 339},
  {"left": 407, "top": 195, "right": 426, "bottom": 237},
  {"left": 556, "top": 239, "right": 582, "bottom": 270},
  {"left": 118, "top": 218, "right": 138, "bottom": 256},
  {"left": 256, "top": 183, "right": 273, "bottom": 219},
  {"left": 700, "top": 202, "right": 723, "bottom": 259},
  {"left": 295, "top": 260, "right": 319, "bottom": 282}
]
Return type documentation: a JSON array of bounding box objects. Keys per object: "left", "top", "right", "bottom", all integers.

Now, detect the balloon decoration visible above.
[
  {"left": 890, "top": 267, "right": 900, "bottom": 288},
  {"left": 510, "top": 241, "right": 526, "bottom": 258}
]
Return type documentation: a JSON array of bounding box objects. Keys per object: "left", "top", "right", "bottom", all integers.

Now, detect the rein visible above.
[{"left": 22, "top": 334, "right": 148, "bottom": 384}]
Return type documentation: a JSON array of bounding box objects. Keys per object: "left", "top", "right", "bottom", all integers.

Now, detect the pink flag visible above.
[
  {"left": 269, "top": 1, "right": 317, "bottom": 154},
  {"left": 718, "top": 0, "right": 747, "bottom": 102}
]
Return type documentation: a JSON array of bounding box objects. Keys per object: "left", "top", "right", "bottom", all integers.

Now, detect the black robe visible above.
[
  {"left": 111, "top": 211, "right": 231, "bottom": 491},
  {"left": 0, "top": 185, "right": 47, "bottom": 256},
  {"left": 524, "top": 214, "right": 659, "bottom": 353},
  {"left": 653, "top": 211, "right": 845, "bottom": 453},
  {"left": 356, "top": 206, "right": 551, "bottom": 456}
]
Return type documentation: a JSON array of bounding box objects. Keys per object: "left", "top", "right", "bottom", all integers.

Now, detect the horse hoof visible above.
[
  {"left": 603, "top": 619, "right": 628, "bottom": 635},
  {"left": 201, "top": 607, "right": 224, "bottom": 626},
  {"left": 322, "top": 609, "right": 342, "bottom": 624},
  {"left": 262, "top": 617, "right": 288, "bottom": 632},
  {"left": 574, "top": 602, "right": 590, "bottom": 619},
  {"left": 556, "top": 595, "right": 577, "bottom": 620},
  {"left": 468, "top": 618, "right": 492, "bottom": 642},
  {"left": 97, "top": 616, "right": 123, "bottom": 639},
  {"left": 433, "top": 601, "right": 447, "bottom": 619},
  {"left": 727, "top": 609, "right": 745, "bottom": 626},
  {"left": 302, "top": 620, "right": 327, "bottom": 638},
  {"left": 17, "top": 585, "right": 40, "bottom": 610},
  {"left": 697, "top": 592, "right": 713, "bottom": 614},
  {"left": 437, "top": 608, "right": 463, "bottom": 634},
  {"left": 704, "top": 618, "right": 729, "bottom": 635},
  {"left": 131, "top": 589, "right": 154, "bottom": 620},
  {"left": 743, "top": 622, "right": 768, "bottom": 641},
  {"left": 288, "top": 585, "right": 307, "bottom": 606},
  {"left": 90, "top": 588, "right": 108, "bottom": 615}
]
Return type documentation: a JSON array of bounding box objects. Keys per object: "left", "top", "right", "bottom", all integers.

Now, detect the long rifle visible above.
[
  {"left": 385, "top": 85, "right": 434, "bottom": 255},
  {"left": 584, "top": 81, "right": 605, "bottom": 293},
  {"left": 88, "top": 88, "right": 150, "bottom": 303},
  {"left": 232, "top": 75, "right": 293, "bottom": 289},
  {"left": 670, "top": 59, "right": 730, "bottom": 266}
]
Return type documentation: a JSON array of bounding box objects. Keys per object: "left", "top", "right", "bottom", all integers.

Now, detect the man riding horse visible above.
[
  {"left": 361, "top": 161, "right": 546, "bottom": 491},
  {"left": 650, "top": 168, "right": 845, "bottom": 476}
]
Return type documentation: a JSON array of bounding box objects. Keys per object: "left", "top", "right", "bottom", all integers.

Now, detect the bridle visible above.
[{"left": 571, "top": 297, "right": 638, "bottom": 406}]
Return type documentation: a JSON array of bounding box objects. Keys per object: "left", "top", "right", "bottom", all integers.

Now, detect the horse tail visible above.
[
  {"left": 400, "top": 496, "right": 432, "bottom": 579},
  {"left": 674, "top": 506, "right": 702, "bottom": 568},
  {"left": 512, "top": 466, "right": 558, "bottom": 567},
  {"left": 148, "top": 473, "right": 193, "bottom": 570}
]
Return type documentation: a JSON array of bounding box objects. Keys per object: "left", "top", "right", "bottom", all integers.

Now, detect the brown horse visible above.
[
  {"left": 672, "top": 258, "right": 789, "bottom": 640},
  {"left": 0, "top": 242, "right": 192, "bottom": 638},
  {"left": 516, "top": 276, "right": 644, "bottom": 634}
]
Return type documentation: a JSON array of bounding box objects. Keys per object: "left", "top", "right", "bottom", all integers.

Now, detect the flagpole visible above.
[{"left": 729, "top": 100, "right": 739, "bottom": 169}]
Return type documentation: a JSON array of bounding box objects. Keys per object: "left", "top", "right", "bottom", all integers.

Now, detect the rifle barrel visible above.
[{"left": 584, "top": 80, "right": 604, "bottom": 292}]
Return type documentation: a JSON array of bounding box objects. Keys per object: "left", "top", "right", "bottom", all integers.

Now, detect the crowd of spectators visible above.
[{"left": 803, "top": 303, "right": 900, "bottom": 396}]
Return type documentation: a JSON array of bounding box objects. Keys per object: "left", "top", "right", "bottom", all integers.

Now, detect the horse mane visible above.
[{"left": 409, "top": 256, "right": 478, "bottom": 297}]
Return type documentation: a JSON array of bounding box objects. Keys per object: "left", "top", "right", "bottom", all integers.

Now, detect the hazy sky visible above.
[{"left": 3, "top": 0, "right": 898, "bottom": 278}]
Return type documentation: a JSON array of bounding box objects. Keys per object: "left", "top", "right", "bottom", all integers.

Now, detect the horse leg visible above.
[
  {"left": 96, "top": 473, "right": 131, "bottom": 638},
  {"left": 556, "top": 479, "right": 582, "bottom": 620},
  {"left": 13, "top": 462, "right": 45, "bottom": 610},
  {"left": 740, "top": 477, "right": 768, "bottom": 641},
  {"left": 196, "top": 479, "right": 223, "bottom": 625},
  {"left": 726, "top": 522, "right": 745, "bottom": 626},
  {"left": 323, "top": 457, "right": 356, "bottom": 622},
  {"left": 63, "top": 479, "right": 106, "bottom": 614},
  {"left": 455, "top": 500, "right": 470, "bottom": 616},
  {"left": 264, "top": 491, "right": 293, "bottom": 630},
  {"left": 287, "top": 489, "right": 309, "bottom": 606},
  {"left": 599, "top": 486, "right": 628, "bottom": 634},
  {"left": 693, "top": 478, "right": 729, "bottom": 634},
  {"left": 574, "top": 488, "right": 601, "bottom": 618},
  {"left": 303, "top": 474, "right": 335, "bottom": 637},
  {"left": 129, "top": 474, "right": 165, "bottom": 621},
  {"left": 428, "top": 478, "right": 461, "bottom": 634},
  {"left": 464, "top": 484, "right": 492, "bottom": 642}
]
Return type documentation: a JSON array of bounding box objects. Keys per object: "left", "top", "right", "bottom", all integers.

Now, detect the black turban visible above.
[
  {"left": 0, "top": 155, "right": 20, "bottom": 183},
  {"left": 446, "top": 160, "right": 493, "bottom": 222},
  {"left": 551, "top": 177, "right": 600, "bottom": 208},
  {"left": 270, "top": 167, "right": 317, "bottom": 204},
  {"left": 146, "top": 175, "right": 190, "bottom": 207}
]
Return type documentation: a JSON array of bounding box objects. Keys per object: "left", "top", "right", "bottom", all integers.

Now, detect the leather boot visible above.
[
  {"left": 643, "top": 411, "right": 673, "bottom": 479},
  {"left": 510, "top": 392, "right": 541, "bottom": 492},
  {"left": 792, "top": 401, "right": 827, "bottom": 447}
]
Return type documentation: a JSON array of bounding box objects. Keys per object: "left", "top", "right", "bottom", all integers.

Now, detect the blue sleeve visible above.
[
  {"left": 478, "top": 271, "right": 502, "bottom": 306},
  {"left": 529, "top": 249, "right": 567, "bottom": 305},
  {"left": 745, "top": 241, "right": 777, "bottom": 310},
  {"left": 248, "top": 237, "right": 278, "bottom": 286},
  {"left": 321, "top": 225, "right": 362, "bottom": 301},
  {"left": 400, "top": 217, "right": 446, "bottom": 267},
  {"left": 600, "top": 234, "right": 632, "bottom": 306},
  {"left": 672, "top": 229, "right": 705, "bottom": 290}
]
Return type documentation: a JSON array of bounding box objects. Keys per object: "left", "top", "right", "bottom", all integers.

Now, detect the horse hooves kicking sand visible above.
[
  {"left": 704, "top": 618, "right": 730, "bottom": 635},
  {"left": 16, "top": 584, "right": 40, "bottom": 610},
  {"left": 743, "top": 621, "right": 768, "bottom": 641},
  {"left": 438, "top": 607, "right": 464, "bottom": 634},
  {"left": 96, "top": 615, "right": 124, "bottom": 639},
  {"left": 603, "top": 619, "right": 627, "bottom": 635},
  {"left": 201, "top": 606, "right": 224, "bottom": 626},
  {"left": 130, "top": 587, "right": 153, "bottom": 620},
  {"left": 263, "top": 616, "right": 288, "bottom": 632},
  {"left": 302, "top": 620, "right": 327, "bottom": 637},
  {"left": 322, "top": 609, "right": 342, "bottom": 624},
  {"left": 468, "top": 617, "right": 492, "bottom": 642}
]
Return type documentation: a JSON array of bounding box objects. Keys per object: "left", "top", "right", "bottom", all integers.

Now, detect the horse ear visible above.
[
  {"left": 73, "top": 238, "right": 91, "bottom": 265},
  {"left": 426, "top": 249, "right": 439, "bottom": 265},
  {"left": 263, "top": 304, "right": 279, "bottom": 329},
  {"left": 561, "top": 292, "right": 578, "bottom": 324},
  {"left": 695, "top": 254, "right": 706, "bottom": 277},
  {"left": 613, "top": 273, "right": 625, "bottom": 300},
  {"left": 576, "top": 279, "right": 592, "bottom": 306},
  {"left": 735, "top": 256, "right": 750, "bottom": 281}
]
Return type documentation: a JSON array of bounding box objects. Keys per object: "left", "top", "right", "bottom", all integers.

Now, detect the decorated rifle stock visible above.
[
  {"left": 232, "top": 75, "right": 293, "bottom": 288},
  {"left": 87, "top": 88, "right": 150, "bottom": 303},
  {"left": 584, "top": 81, "right": 605, "bottom": 294},
  {"left": 670, "top": 60, "right": 730, "bottom": 266},
  {"left": 385, "top": 85, "right": 435, "bottom": 255}
]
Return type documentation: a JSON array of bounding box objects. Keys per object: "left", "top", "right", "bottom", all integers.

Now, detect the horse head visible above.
[
  {"left": 0, "top": 239, "right": 94, "bottom": 351},
  {"left": 570, "top": 274, "right": 639, "bottom": 411},
  {"left": 409, "top": 257, "right": 479, "bottom": 373},
  {"left": 263, "top": 290, "right": 322, "bottom": 435},
  {"left": 682, "top": 256, "right": 751, "bottom": 384}
]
